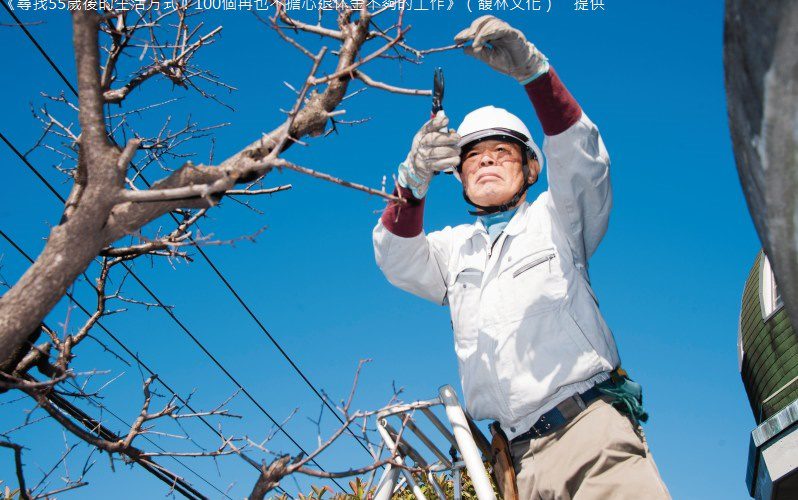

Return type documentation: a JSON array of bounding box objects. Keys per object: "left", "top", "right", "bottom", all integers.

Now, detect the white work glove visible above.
[
  {"left": 454, "top": 16, "right": 550, "bottom": 84},
  {"left": 397, "top": 111, "right": 461, "bottom": 199}
]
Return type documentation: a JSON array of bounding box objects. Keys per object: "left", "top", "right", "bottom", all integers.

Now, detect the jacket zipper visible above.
[
  {"left": 488, "top": 232, "right": 505, "bottom": 258},
  {"left": 512, "top": 252, "right": 555, "bottom": 278}
]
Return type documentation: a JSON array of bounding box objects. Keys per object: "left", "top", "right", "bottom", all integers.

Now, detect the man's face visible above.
[{"left": 460, "top": 139, "right": 538, "bottom": 208}]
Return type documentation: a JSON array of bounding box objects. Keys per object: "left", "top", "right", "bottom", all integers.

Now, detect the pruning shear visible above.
[
  {"left": 431, "top": 68, "right": 455, "bottom": 176},
  {"left": 431, "top": 67, "right": 444, "bottom": 117}
]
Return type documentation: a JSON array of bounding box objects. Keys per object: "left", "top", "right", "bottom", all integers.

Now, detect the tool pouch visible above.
[
  {"left": 489, "top": 422, "right": 519, "bottom": 500},
  {"left": 596, "top": 367, "right": 649, "bottom": 426}
]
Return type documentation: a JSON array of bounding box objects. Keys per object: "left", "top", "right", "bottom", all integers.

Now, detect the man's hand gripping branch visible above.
[{"left": 455, "top": 15, "right": 550, "bottom": 85}]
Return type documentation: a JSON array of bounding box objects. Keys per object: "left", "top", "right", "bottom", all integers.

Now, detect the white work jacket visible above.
[{"left": 373, "top": 112, "right": 620, "bottom": 440}]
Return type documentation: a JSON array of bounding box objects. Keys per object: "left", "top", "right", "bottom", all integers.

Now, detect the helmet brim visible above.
[{"left": 457, "top": 127, "right": 530, "bottom": 150}]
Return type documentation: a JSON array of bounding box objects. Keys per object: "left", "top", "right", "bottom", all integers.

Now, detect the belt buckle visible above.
[{"left": 532, "top": 414, "right": 553, "bottom": 436}]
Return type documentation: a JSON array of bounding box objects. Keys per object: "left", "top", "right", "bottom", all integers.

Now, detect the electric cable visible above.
[
  {"left": 65, "top": 380, "right": 235, "bottom": 500},
  {"left": 2, "top": 0, "right": 375, "bottom": 460},
  {"left": 170, "top": 226, "right": 374, "bottom": 457},
  {"left": 0, "top": 131, "right": 337, "bottom": 487},
  {"left": 0, "top": 2, "right": 78, "bottom": 98},
  {"left": 0, "top": 228, "right": 294, "bottom": 499},
  {"left": 43, "top": 387, "right": 208, "bottom": 500},
  {"left": 57, "top": 373, "right": 233, "bottom": 499},
  {"left": 1, "top": 2, "right": 374, "bottom": 483}
]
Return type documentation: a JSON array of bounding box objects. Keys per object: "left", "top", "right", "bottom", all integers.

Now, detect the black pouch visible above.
[{"left": 595, "top": 368, "right": 649, "bottom": 426}]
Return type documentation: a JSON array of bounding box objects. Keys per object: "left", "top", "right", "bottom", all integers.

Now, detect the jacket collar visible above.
[{"left": 467, "top": 200, "right": 530, "bottom": 241}]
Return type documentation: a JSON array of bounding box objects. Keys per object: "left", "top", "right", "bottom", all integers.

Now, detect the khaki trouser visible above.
[{"left": 509, "top": 397, "right": 671, "bottom": 499}]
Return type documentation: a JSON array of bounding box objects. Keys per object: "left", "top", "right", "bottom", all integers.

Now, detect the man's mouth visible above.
[{"left": 476, "top": 172, "right": 502, "bottom": 183}]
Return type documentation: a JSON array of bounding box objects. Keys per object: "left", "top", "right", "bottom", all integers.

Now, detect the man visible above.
[{"left": 373, "top": 16, "right": 670, "bottom": 499}]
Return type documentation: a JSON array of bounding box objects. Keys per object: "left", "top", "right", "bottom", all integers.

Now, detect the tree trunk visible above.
[{"left": 0, "top": 10, "right": 119, "bottom": 372}]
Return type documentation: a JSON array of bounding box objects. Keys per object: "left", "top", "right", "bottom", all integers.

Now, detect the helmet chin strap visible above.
[{"left": 463, "top": 150, "right": 533, "bottom": 216}]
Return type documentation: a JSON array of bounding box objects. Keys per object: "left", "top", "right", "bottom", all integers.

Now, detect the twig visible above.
[
  {"left": 0, "top": 441, "right": 31, "bottom": 500},
  {"left": 274, "top": 6, "right": 344, "bottom": 41},
  {"left": 272, "top": 159, "right": 405, "bottom": 203},
  {"left": 225, "top": 184, "right": 292, "bottom": 196},
  {"left": 32, "top": 482, "right": 88, "bottom": 499},
  {"left": 311, "top": 27, "right": 411, "bottom": 86},
  {"left": 353, "top": 70, "right": 430, "bottom": 96}
]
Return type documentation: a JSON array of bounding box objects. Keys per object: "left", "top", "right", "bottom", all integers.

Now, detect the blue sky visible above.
[{"left": 0, "top": 2, "right": 760, "bottom": 499}]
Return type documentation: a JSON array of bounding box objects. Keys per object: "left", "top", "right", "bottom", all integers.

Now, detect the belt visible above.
[{"left": 509, "top": 385, "right": 603, "bottom": 444}]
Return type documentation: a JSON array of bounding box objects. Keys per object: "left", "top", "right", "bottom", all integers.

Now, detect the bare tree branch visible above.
[
  {"left": 0, "top": 440, "right": 31, "bottom": 500},
  {"left": 354, "top": 69, "right": 431, "bottom": 96},
  {"left": 272, "top": 159, "right": 403, "bottom": 202},
  {"left": 275, "top": 5, "right": 344, "bottom": 41},
  {"left": 311, "top": 27, "right": 411, "bottom": 87},
  {"left": 225, "top": 184, "right": 293, "bottom": 196},
  {"left": 1, "top": 5, "right": 458, "bottom": 495},
  {"left": 32, "top": 482, "right": 88, "bottom": 500}
]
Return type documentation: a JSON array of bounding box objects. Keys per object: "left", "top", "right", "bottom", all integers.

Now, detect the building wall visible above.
[{"left": 739, "top": 251, "right": 797, "bottom": 423}]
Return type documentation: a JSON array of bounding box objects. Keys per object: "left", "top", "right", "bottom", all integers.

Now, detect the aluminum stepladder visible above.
[{"left": 372, "top": 385, "right": 496, "bottom": 500}]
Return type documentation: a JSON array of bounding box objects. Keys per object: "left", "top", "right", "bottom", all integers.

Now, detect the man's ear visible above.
[{"left": 527, "top": 158, "right": 540, "bottom": 184}]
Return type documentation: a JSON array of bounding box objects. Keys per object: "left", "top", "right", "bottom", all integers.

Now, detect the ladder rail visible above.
[{"left": 372, "top": 385, "right": 496, "bottom": 500}]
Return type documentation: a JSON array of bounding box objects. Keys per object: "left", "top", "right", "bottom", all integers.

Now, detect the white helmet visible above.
[{"left": 447, "top": 105, "right": 544, "bottom": 182}]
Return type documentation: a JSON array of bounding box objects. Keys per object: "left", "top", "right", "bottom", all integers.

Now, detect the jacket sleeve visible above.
[
  {"left": 525, "top": 67, "right": 612, "bottom": 266},
  {"left": 372, "top": 187, "right": 451, "bottom": 305}
]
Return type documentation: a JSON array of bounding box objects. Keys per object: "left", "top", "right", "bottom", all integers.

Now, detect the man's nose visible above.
[{"left": 479, "top": 153, "right": 495, "bottom": 167}]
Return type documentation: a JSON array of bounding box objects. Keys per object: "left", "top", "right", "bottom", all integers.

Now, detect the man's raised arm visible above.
[
  {"left": 455, "top": 15, "right": 612, "bottom": 266},
  {"left": 526, "top": 68, "right": 612, "bottom": 266},
  {"left": 372, "top": 114, "right": 460, "bottom": 305}
]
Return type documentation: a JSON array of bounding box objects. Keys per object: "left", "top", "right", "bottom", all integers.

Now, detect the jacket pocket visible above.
[
  {"left": 512, "top": 252, "right": 555, "bottom": 278},
  {"left": 563, "top": 307, "right": 601, "bottom": 356},
  {"left": 498, "top": 248, "right": 567, "bottom": 322},
  {"left": 448, "top": 267, "right": 482, "bottom": 350}
]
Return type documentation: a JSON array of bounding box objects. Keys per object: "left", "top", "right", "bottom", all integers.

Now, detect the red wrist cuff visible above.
[
  {"left": 524, "top": 67, "right": 583, "bottom": 136},
  {"left": 380, "top": 187, "right": 425, "bottom": 238}
]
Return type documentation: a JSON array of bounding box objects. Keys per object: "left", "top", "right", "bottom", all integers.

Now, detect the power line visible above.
[
  {"left": 61, "top": 377, "right": 233, "bottom": 500},
  {"left": 0, "top": 3, "right": 77, "bottom": 97},
  {"left": 0, "top": 131, "right": 66, "bottom": 203},
  {"left": 118, "top": 260, "right": 336, "bottom": 464},
  {"left": 178, "top": 226, "right": 374, "bottom": 456},
  {"left": 39, "top": 384, "right": 208, "bottom": 500},
  {"left": 2, "top": 5, "right": 378, "bottom": 485},
  {"left": 2, "top": 1, "right": 374, "bottom": 462},
  {"left": 0, "top": 121, "right": 341, "bottom": 481},
  {"left": 0, "top": 229, "right": 294, "bottom": 499},
  {"left": 0, "top": 231, "right": 219, "bottom": 445}
]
